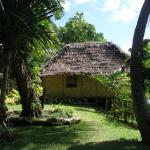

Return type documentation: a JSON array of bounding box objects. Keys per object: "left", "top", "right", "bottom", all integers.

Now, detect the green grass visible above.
[{"left": 1, "top": 104, "right": 150, "bottom": 150}]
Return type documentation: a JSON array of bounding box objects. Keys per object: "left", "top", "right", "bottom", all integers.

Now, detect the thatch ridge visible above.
[{"left": 41, "top": 42, "right": 127, "bottom": 76}]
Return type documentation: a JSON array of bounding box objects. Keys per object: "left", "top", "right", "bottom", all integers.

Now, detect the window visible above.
[{"left": 66, "top": 76, "right": 77, "bottom": 88}]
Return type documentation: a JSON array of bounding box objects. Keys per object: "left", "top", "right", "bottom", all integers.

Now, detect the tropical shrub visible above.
[
  {"left": 95, "top": 72, "right": 134, "bottom": 122},
  {"left": 45, "top": 104, "right": 73, "bottom": 119},
  {"left": 143, "top": 40, "right": 150, "bottom": 101},
  {"left": 5, "top": 89, "right": 20, "bottom": 105}
]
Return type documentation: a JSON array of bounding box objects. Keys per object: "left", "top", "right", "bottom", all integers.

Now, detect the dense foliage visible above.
[
  {"left": 143, "top": 40, "right": 150, "bottom": 99},
  {"left": 58, "top": 12, "right": 106, "bottom": 44},
  {"left": 5, "top": 89, "right": 20, "bottom": 105},
  {"left": 27, "top": 20, "right": 62, "bottom": 96}
]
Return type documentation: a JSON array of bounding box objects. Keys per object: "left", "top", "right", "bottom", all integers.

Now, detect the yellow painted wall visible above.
[
  {"left": 42, "top": 75, "right": 109, "bottom": 98},
  {"left": 43, "top": 75, "right": 63, "bottom": 97},
  {"left": 82, "top": 76, "right": 96, "bottom": 97},
  {"left": 64, "top": 76, "right": 82, "bottom": 97},
  {"left": 82, "top": 76, "right": 108, "bottom": 98}
]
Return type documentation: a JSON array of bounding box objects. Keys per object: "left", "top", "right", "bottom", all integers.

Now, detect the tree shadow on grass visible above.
[
  {"left": 69, "top": 139, "right": 150, "bottom": 150},
  {"left": 0, "top": 121, "right": 89, "bottom": 150}
]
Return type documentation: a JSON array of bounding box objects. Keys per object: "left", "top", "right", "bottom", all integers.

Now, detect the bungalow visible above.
[{"left": 41, "top": 42, "right": 126, "bottom": 99}]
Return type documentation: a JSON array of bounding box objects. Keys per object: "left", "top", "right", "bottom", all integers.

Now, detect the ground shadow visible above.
[
  {"left": 69, "top": 139, "right": 150, "bottom": 150},
  {"left": 0, "top": 121, "right": 90, "bottom": 150}
]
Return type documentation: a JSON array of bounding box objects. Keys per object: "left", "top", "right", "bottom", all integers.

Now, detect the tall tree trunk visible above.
[
  {"left": 13, "top": 55, "right": 41, "bottom": 118},
  {"left": 0, "top": 45, "right": 2, "bottom": 92},
  {"left": 130, "top": 0, "right": 150, "bottom": 144},
  {"left": 0, "top": 47, "right": 11, "bottom": 127}
]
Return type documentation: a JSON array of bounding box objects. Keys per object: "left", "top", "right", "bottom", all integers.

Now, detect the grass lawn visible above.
[{"left": 1, "top": 104, "right": 150, "bottom": 150}]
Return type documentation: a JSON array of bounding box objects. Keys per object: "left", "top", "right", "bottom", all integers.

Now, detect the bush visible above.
[
  {"left": 6, "top": 89, "right": 20, "bottom": 105},
  {"left": 95, "top": 72, "right": 134, "bottom": 123},
  {"left": 45, "top": 97, "right": 91, "bottom": 106},
  {"left": 47, "top": 104, "right": 73, "bottom": 119}
]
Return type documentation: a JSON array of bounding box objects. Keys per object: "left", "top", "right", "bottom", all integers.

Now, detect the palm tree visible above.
[
  {"left": 0, "top": 0, "right": 63, "bottom": 121},
  {"left": 130, "top": 0, "right": 150, "bottom": 144}
]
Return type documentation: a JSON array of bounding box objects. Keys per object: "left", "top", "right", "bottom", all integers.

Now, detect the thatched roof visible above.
[{"left": 41, "top": 42, "right": 127, "bottom": 76}]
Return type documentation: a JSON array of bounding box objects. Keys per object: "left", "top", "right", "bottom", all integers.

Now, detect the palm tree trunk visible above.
[
  {"left": 0, "top": 47, "right": 11, "bottom": 126},
  {"left": 0, "top": 45, "right": 2, "bottom": 93},
  {"left": 13, "top": 55, "right": 41, "bottom": 118},
  {"left": 130, "top": 0, "right": 150, "bottom": 144}
]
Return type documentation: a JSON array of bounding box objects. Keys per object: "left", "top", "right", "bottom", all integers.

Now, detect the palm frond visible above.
[
  {"left": 0, "top": 0, "right": 63, "bottom": 52},
  {"left": 0, "top": 0, "right": 4, "bottom": 11}
]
